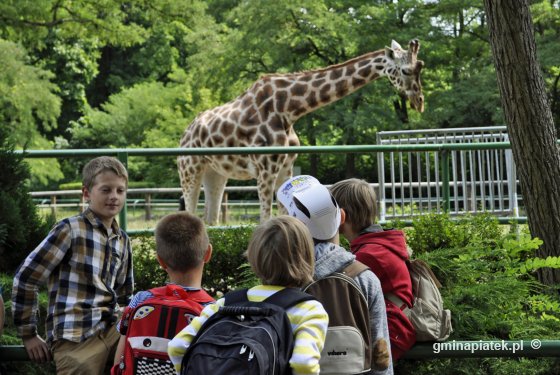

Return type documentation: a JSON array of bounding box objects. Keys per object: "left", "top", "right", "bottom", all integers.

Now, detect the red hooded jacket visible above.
[{"left": 351, "top": 228, "right": 416, "bottom": 360}]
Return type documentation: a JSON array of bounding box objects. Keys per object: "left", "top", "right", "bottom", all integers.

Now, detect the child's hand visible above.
[{"left": 23, "top": 335, "right": 52, "bottom": 363}]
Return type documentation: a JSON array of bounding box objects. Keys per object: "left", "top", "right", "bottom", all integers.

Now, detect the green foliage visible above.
[
  {"left": 130, "top": 235, "right": 168, "bottom": 292},
  {"left": 0, "top": 38, "right": 64, "bottom": 187},
  {"left": 0, "top": 129, "right": 54, "bottom": 273},
  {"left": 204, "top": 225, "right": 255, "bottom": 296},
  {"left": 3, "top": 0, "right": 559, "bottom": 188},
  {"left": 131, "top": 225, "right": 255, "bottom": 296},
  {"left": 3, "top": 213, "right": 560, "bottom": 374},
  {"left": 68, "top": 77, "right": 208, "bottom": 186},
  {"left": 0, "top": 39, "right": 61, "bottom": 146},
  {"left": 406, "top": 213, "right": 502, "bottom": 253},
  {"left": 397, "top": 213, "right": 560, "bottom": 374}
]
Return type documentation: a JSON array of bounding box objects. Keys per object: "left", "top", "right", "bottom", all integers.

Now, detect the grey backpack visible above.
[
  {"left": 387, "top": 259, "right": 452, "bottom": 342},
  {"left": 303, "top": 261, "right": 373, "bottom": 375}
]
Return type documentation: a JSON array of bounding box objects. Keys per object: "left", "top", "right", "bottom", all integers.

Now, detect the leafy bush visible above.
[
  {"left": 396, "top": 214, "right": 560, "bottom": 374},
  {"left": 130, "top": 234, "right": 167, "bottom": 291},
  {"left": 406, "top": 213, "right": 503, "bottom": 253}
]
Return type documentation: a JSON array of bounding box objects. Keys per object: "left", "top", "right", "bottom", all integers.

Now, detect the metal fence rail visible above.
[
  {"left": 377, "top": 126, "right": 519, "bottom": 221},
  {"left": 18, "top": 140, "right": 552, "bottom": 232}
]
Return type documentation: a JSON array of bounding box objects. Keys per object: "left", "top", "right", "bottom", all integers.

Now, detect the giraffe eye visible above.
[{"left": 402, "top": 68, "right": 411, "bottom": 76}]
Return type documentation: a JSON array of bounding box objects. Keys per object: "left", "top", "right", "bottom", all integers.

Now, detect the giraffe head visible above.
[{"left": 384, "top": 39, "right": 425, "bottom": 113}]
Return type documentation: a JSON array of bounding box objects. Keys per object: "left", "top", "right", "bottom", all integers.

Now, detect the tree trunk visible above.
[{"left": 484, "top": 0, "right": 560, "bottom": 286}]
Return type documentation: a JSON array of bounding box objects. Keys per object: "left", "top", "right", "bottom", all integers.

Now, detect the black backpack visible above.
[{"left": 180, "top": 287, "right": 315, "bottom": 375}]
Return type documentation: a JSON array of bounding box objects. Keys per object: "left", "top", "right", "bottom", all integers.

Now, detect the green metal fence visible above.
[{"left": 17, "top": 142, "right": 558, "bottom": 231}]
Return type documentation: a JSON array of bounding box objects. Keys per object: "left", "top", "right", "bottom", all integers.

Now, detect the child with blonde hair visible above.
[
  {"left": 13, "top": 156, "right": 133, "bottom": 374},
  {"left": 168, "top": 216, "right": 329, "bottom": 375}
]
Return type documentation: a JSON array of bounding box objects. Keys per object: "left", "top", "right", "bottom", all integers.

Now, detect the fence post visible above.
[
  {"left": 117, "top": 152, "right": 128, "bottom": 231},
  {"left": 221, "top": 192, "right": 228, "bottom": 223},
  {"left": 441, "top": 149, "right": 450, "bottom": 213},
  {"left": 145, "top": 193, "right": 152, "bottom": 221},
  {"left": 50, "top": 195, "right": 57, "bottom": 217}
]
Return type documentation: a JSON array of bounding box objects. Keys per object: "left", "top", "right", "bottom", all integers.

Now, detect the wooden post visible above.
[
  {"left": 51, "top": 195, "right": 57, "bottom": 218},
  {"left": 221, "top": 192, "right": 228, "bottom": 224},
  {"left": 145, "top": 193, "right": 152, "bottom": 221}
]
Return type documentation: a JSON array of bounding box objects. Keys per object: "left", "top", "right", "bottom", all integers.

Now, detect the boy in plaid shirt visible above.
[{"left": 12, "top": 156, "right": 134, "bottom": 375}]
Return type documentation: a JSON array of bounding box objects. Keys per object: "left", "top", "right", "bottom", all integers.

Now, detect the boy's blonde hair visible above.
[
  {"left": 155, "top": 212, "right": 209, "bottom": 272},
  {"left": 330, "top": 178, "right": 378, "bottom": 233},
  {"left": 82, "top": 156, "right": 129, "bottom": 190},
  {"left": 246, "top": 216, "right": 314, "bottom": 287}
]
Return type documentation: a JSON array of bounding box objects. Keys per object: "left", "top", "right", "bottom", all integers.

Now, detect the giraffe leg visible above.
[
  {"left": 203, "top": 168, "right": 228, "bottom": 225},
  {"left": 178, "top": 155, "right": 204, "bottom": 216},
  {"left": 274, "top": 155, "right": 296, "bottom": 216},
  {"left": 255, "top": 160, "right": 283, "bottom": 223}
]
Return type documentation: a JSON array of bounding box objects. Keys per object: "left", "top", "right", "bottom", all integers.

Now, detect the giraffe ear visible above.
[
  {"left": 414, "top": 60, "right": 424, "bottom": 74},
  {"left": 391, "top": 40, "right": 402, "bottom": 50},
  {"left": 385, "top": 46, "right": 394, "bottom": 59}
]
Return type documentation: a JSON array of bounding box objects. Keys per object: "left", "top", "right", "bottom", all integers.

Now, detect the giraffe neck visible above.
[{"left": 263, "top": 49, "right": 392, "bottom": 121}]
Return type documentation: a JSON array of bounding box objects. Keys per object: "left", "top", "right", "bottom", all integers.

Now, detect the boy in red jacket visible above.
[{"left": 330, "top": 178, "right": 416, "bottom": 360}]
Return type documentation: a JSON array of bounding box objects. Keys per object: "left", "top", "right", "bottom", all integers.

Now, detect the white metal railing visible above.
[{"left": 376, "top": 126, "right": 520, "bottom": 221}]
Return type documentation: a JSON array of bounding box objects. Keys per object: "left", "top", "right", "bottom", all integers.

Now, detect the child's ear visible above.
[
  {"left": 82, "top": 186, "right": 90, "bottom": 202},
  {"left": 203, "top": 244, "right": 213, "bottom": 264},
  {"left": 339, "top": 208, "right": 347, "bottom": 227},
  {"left": 156, "top": 254, "right": 167, "bottom": 270}
]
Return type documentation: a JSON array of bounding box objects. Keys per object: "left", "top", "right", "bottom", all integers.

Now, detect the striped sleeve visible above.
[
  {"left": 287, "top": 299, "right": 329, "bottom": 375},
  {"left": 167, "top": 298, "right": 223, "bottom": 374}
]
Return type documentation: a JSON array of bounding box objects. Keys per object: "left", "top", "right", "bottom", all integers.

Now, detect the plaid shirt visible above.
[{"left": 12, "top": 208, "right": 134, "bottom": 343}]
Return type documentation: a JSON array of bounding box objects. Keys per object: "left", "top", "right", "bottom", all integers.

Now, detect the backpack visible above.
[
  {"left": 180, "top": 287, "right": 315, "bottom": 375},
  {"left": 386, "top": 259, "right": 453, "bottom": 342},
  {"left": 303, "top": 261, "right": 373, "bottom": 375},
  {"left": 113, "top": 284, "right": 214, "bottom": 375}
]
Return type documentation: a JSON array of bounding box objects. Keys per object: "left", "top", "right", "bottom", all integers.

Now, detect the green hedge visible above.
[
  {"left": 395, "top": 214, "right": 560, "bottom": 375},
  {"left": 132, "top": 225, "right": 257, "bottom": 296}
]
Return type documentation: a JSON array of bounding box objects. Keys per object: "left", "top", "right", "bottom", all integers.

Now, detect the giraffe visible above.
[{"left": 178, "top": 39, "right": 424, "bottom": 225}]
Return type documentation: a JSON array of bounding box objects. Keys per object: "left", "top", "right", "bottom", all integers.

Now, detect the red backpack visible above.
[{"left": 112, "top": 284, "right": 214, "bottom": 375}]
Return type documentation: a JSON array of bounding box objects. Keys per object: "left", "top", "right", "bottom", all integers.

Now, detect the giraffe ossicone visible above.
[{"left": 178, "top": 39, "right": 424, "bottom": 225}]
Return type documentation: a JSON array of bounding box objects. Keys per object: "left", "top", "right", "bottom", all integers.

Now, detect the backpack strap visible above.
[
  {"left": 264, "top": 287, "right": 315, "bottom": 310},
  {"left": 385, "top": 293, "right": 407, "bottom": 310},
  {"left": 224, "top": 287, "right": 314, "bottom": 309},
  {"left": 341, "top": 260, "right": 370, "bottom": 279},
  {"left": 224, "top": 288, "right": 250, "bottom": 305}
]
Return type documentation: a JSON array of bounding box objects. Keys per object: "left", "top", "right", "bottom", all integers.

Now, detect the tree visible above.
[
  {"left": 0, "top": 127, "right": 52, "bottom": 273},
  {"left": 0, "top": 38, "right": 64, "bottom": 186},
  {"left": 483, "top": 0, "right": 560, "bottom": 286}
]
